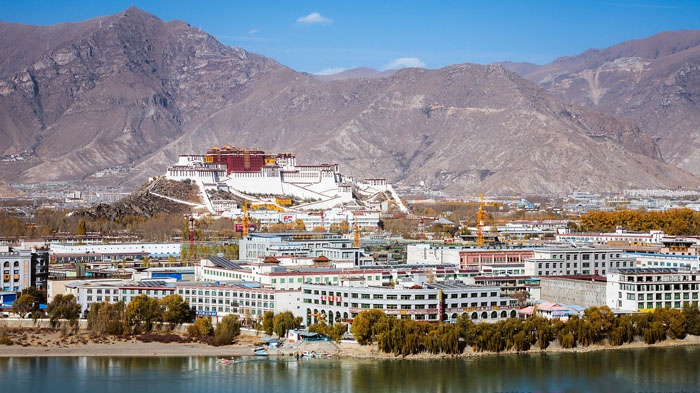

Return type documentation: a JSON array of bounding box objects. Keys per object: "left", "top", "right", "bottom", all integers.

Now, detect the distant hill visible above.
[
  {"left": 0, "top": 7, "right": 698, "bottom": 194},
  {"left": 0, "top": 181, "right": 24, "bottom": 198},
  {"left": 501, "top": 30, "right": 700, "bottom": 177},
  {"left": 313, "top": 67, "right": 397, "bottom": 81}
]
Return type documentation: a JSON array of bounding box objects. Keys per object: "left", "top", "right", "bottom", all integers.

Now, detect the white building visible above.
[
  {"left": 239, "top": 232, "right": 371, "bottom": 266},
  {"left": 627, "top": 253, "right": 700, "bottom": 271},
  {"left": 50, "top": 243, "right": 182, "bottom": 258},
  {"left": 524, "top": 248, "right": 635, "bottom": 277},
  {"left": 0, "top": 247, "right": 32, "bottom": 293},
  {"left": 164, "top": 147, "right": 407, "bottom": 213},
  {"left": 300, "top": 281, "right": 518, "bottom": 325},
  {"left": 555, "top": 228, "right": 666, "bottom": 246},
  {"left": 607, "top": 268, "right": 700, "bottom": 312},
  {"left": 406, "top": 244, "right": 464, "bottom": 265},
  {"left": 65, "top": 279, "right": 177, "bottom": 315}
]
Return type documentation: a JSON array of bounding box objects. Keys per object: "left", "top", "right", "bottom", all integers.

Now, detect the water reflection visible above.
[{"left": 0, "top": 347, "right": 699, "bottom": 393}]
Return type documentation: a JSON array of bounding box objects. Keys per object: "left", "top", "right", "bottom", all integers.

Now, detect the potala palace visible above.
[{"left": 163, "top": 145, "right": 407, "bottom": 222}]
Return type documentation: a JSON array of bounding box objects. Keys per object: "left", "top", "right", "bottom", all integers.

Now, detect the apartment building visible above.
[
  {"left": 299, "top": 281, "right": 518, "bottom": 325},
  {"left": 524, "top": 248, "right": 635, "bottom": 277},
  {"left": 607, "top": 268, "right": 700, "bottom": 312}
]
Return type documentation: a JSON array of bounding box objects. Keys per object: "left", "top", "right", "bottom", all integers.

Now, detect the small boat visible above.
[{"left": 254, "top": 350, "right": 269, "bottom": 356}]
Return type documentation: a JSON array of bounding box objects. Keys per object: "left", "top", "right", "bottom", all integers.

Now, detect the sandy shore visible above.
[{"left": 0, "top": 327, "right": 259, "bottom": 358}]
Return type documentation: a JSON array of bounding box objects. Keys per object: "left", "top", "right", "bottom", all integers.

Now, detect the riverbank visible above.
[
  {"left": 0, "top": 327, "right": 258, "bottom": 357},
  {"left": 336, "top": 334, "right": 700, "bottom": 360},
  {"left": 2, "top": 325, "right": 699, "bottom": 359}
]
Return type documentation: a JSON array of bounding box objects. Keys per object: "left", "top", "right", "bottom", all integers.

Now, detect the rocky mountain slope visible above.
[
  {"left": 75, "top": 179, "right": 196, "bottom": 220},
  {"left": 1, "top": 7, "right": 698, "bottom": 194},
  {"left": 501, "top": 30, "right": 700, "bottom": 176}
]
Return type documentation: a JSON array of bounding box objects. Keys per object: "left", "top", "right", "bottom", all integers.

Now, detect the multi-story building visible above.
[
  {"left": 174, "top": 282, "right": 299, "bottom": 322},
  {"left": 607, "top": 268, "right": 700, "bottom": 312},
  {"left": 65, "top": 279, "right": 176, "bottom": 315},
  {"left": 50, "top": 242, "right": 181, "bottom": 259},
  {"left": 460, "top": 249, "right": 534, "bottom": 268},
  {"left": 0, "top": 246, "right": 48, "bottom": 292},
  {"left": 198, "top": 257, "right": 480, "bottom": 291},
  {"left": 299, "top": 282, "right": 518, "bottom": 325},
  {"left": 0, "top": 247, "right": 32, "bottom": 292},
  {"left": 239, "top": 232, "right": 372, "bottom": 266},
  {"left": 555, "top": 228, "right": 665, "bottom": 246},
  {"left": 406, "top": 244, "right": 464, "bottom": 265},
  {"left": 524, "top": 248, "right": 635, "bottom": 277},
  {"left": 479, "top": 263, "right": 526, "bottom": 276},
  {"left": 539, "top": 275, "right": 607, "bottom": 308},
  {"left": 627, "top": 252, "right": 699, "bottom": 271},
  {"left": 31, "top": 250, "right": 49, "bottom": 290}
]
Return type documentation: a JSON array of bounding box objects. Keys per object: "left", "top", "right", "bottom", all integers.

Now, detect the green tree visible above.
[
  {"left": 20, "top": 287, "right": 47, "bottom": 305},
  {"left": 126, "top": 294, "right": 163, "bottom": 333},
  {"left": 262, "top": 311, "right": 275, "bottom": 335},
  {"left": 664, "top": 308, "right": 687, "bottom": 340},
  {"left": 187, "top": 317, "right": 214, "bottom": 337},
  {"left": 351, "top": 309, "right": 387, "bottom": 345},
  {"left": 76, "top": 219, "right": 87, "bottom": 236},
  {"left": 213, "top": 315, "right": 242, "bottom": 346},
  {"left": 682, "top": 302, "right": 700, "bottom": 335},
  {"left": 160, "top": 295, "right": 194, "bottom": 328},
  {"left": 47, "top": 294, "right": 81, "bottom": 328},
  {"left": 273, "top": 311, "right": 302, "bottom": 338},
  {"left": 560, "top": 333, "right": 576, "bottom": 348},
  {"left": 87, "top": 301, "right": 128, "bottom": 335},
  {"left": 12, "top": 294, "right": 36, "bottom": 318}
]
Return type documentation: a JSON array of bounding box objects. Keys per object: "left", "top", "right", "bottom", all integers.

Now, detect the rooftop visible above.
[{"left": 616, "top": 268, "right": 680, "bottom": 274}]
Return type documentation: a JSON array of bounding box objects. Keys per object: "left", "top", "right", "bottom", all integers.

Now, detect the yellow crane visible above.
[
  {"left": 242, "top": 201, "right": 250, "bottom": 237},
  {"left": 460, "top": 194, "right": 503, "bottom": 247},
  {"left": 353, "top": 217, "right": 360, "bottom": 248}
]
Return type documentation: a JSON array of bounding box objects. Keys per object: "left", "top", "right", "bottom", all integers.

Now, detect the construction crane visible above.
[
  {"left": 416, "top": 194, "right": 503, "bottom": 245},
  {"left": 462, "top": 194, "right": 503, "bottom": 247},
  {"left": 242, "top": 201, "right": 250, "bottom": 237},
  {"left": 353, "top": 217, "right": 360, "bottom": 248}
]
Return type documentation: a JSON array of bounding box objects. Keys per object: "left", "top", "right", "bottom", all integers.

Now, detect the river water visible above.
[{"left": 1, "top": 346, "right": 699, "bottom": 392}]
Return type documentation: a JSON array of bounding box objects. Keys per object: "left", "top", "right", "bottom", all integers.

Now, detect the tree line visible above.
[
  {"left": 573, "top": 209, "right": 700, "bottom": 236},
  {"left": 350, "top": 304, "right": 700, "bottom": 356},
  {"left": 260, "top": 311, "right": 303, "bottom": 338}
]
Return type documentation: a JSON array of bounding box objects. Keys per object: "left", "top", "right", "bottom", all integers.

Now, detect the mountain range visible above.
[
  {"left": 500, "top": 30, "right": 700, "bottom": 177},
  {"left": 0, "top": 7, "right": 699, "bottom": 194}
]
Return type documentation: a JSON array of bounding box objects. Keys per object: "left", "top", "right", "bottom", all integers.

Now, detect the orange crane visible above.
[
  {"left": 416, "top": 194, "right": 503, "bottom": 245},
  {"left": 242, "top": 201, "right": 250, "bottom": 237},
  {"left": 353, "top": 213, "right": 361, "bottom": 248}
]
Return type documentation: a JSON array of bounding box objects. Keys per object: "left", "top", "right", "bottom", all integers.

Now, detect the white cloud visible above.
[
  {"left": 383, "top": 57, "right": 426, "bottom": 70},
  {"left": 248, "top": 29, "right": 259, "bottom": 35},
  {"left": 314, "top": 67, "right": 347, "bottom": 75},
  {"left": 296, "top": 12, "right": 333, "bottom": 24}
]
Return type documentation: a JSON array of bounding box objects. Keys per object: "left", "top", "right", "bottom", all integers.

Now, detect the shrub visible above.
[
  {"left": 187, "top": 317, "right": 213, "bottom": 337},
  {"left": 136, "top": 333, "right": 190, "bottom": 343},
  {"left": 213, "top": 315, "right": 241, "bottom": 346}
]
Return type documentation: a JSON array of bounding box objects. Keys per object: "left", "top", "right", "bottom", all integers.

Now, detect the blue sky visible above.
[{"left": 3, "top": 0, "right": 700, "bottom": 74}]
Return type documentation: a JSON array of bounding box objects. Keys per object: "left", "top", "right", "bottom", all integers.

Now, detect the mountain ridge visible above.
[
  {"left": 500, "top": 29, "right": 700, "bottom": 176},
  {"left": 0, "top": 7, "right": 698, "bottom": 194}
]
